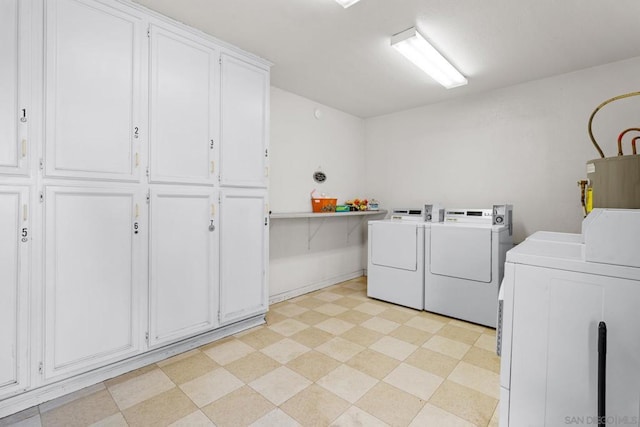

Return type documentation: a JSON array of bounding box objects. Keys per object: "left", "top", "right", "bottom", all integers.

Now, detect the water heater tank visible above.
[{"left": 586, "top": 155, "right": 640, "bottom": 209}]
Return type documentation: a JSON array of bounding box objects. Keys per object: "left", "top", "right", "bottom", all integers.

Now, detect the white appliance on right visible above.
[
  {"left": 424, "top": 205, "right": 513, "bottom": 327},
  {"left": 499, "top": 209, "right": 640, "bottom": 426}
]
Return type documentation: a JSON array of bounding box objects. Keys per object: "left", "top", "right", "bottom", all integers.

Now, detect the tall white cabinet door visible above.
[
  {"left": 148, "top": 187, "right": 218, "bottom": 347},
  {"left": 149, "top": 25, "right": 219, "bottom": 185},
  {"left": 0, "top": 0, "right": 29, "bottom": 176},
  {"left": 219, "top": 189, "right": 268, "bottom": 323},
  {"left": 44, "top": 186, "right": 142, "bottom": 379},
  {"left": 0, "top": 186, "right": 29, "bottom": 396},
  {"left": 219, "top": 54, "right": 269, "bottom": 188},
  {"left": 45, "top": 0, "right": 142, "bottom": 181}
]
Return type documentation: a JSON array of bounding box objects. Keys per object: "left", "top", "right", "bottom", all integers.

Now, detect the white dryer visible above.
[
  {"left": 424, "top": 205, "right": 513, "bottom": 327},
  {"left": 367, "top": 206, "right": 444, "bottom": 310}
]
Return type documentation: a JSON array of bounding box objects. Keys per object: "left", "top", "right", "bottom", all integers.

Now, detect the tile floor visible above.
[{"left": 1, "top": 277, "right": 500, "bottom": 427}]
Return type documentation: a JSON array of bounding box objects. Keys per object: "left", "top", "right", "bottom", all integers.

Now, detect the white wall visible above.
[
  {"left": 364, "top": 57, "right": 640, "bottom": 243},
  {"left": 269, "top": 87, "right": 370, "bottom": 300}
]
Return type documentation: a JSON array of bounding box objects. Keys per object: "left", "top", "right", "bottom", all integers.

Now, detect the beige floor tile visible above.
[
  {"left": 377, "top": 308, "right": 416, "bottom": 324},
  {"left": 463, "top": 346, "right": 500, "bottom": 374},
  {"left": 448, "top": 361, "right": 500, "bottom": 399},
  {"left": 383, "top": 363, "right": 443, "bottom": 401},
  {"left": 108, "top": 369, "right": 175, "bottom": 411},
  {"left": 224, "top": 351, "right": 281, "bottom": 383},
  {"left": 295, "top": 297, "right": 326, "bottom": 309},
  {"left": 437, "top": 324, "right": 482, "bottom": 345},
  {"left": 389, "top": 325, "right": 431, "bottom": 346},
  {"left": 317, "top": 365, "right": 378, "bottom": 403},
  {"left": 280, "top": 384, "right": 350, "bottom": 427},
  {"left": 265, "top": 310, "right": 288, "bottom": 325},
  {"left": 273, "top": 303, "right": 309, "bottom": 317},
  {"left": 335, "top": 310, "right": 373, "bottom": 325},
  {"left": 314, "top": 303, "right": 349, "bottom": 316},
  {"left": 201, "top": 386, "right": 274, "bottom": 426},
  {"left": 159, "top": 352, "right": 219, "bottom": 385},
  {"left": 339, "top": 326, "right": 383, "bottom": 347},
  {"left": 405, "top": 348, "right": 459, "bottom": 378},
  {"left": 315, "top": 318, "right": 355, "bottom": 335},
  {"left": 268, "top": 318, "right": 310, "bottom": 337},
  {"left": 293, "top": 310, "right": 331, "bottom": 326},
  {"left": 405, "top": 316, "right": 446, "bottom": 334},
  {"left": 168, "top": 410, "right": 214, "bottom": 426},
  {"left": 360, "top": 317, "right": 400, "bottom": 334},
  {"left": 409, "top": 403, "right": 476, "bottom": 427},
  {"left": 332, "top": 297, "right": 363, "bottom": 309},
  {"left": 290, "top": 327, "right": 334, "bottom": 348},
  {"left": 353, "top": 302, "right": 387, "bottom": 316},
  {"left": 250, "top": 408, "right": 301, "bottom": 427},
  {"left": 419, "top": 310, "right": 454, "bottom": 323},
  {"left": 314, "top": 291, "right": 343, "bottom": 302},
  {"left": 327, "top": 285, "right": 357, "bottom": 296},
  {"left": 429, "top": 381, "right": 497, "bottom": 426},
  {"left": 329, "top": 406, "right": 388, "bottom": 427},
  {"left": 89, "top": 412, "right": 128, "bottom": 427},
  {"left": 179, "top": 368, "right": 243, "bottom": 408},
  {"left": 237, "top": 327, "right": 285, "bottom": 350},
  {"left": 369, "top": 336, "right": 418, "bottom": 361},
  {"left": 122, "top": 387, "right": 196, "bottom": 426},
  {"left": 249, "top": 366, "right": 312, "bottom": 406},
  {"left": 474, "top": 334, "right": 497, "bottom": 352},
  {"left": 355, "top": 382, "right": 425, "bottom": 427},
  {"left": 203, "top": 339, "right": 255, "bottom": 365},
  {"left": 346, "top": 349, "right": 400, "bottom": 380},
  {"left": 287, "top": 351, "right": 341, "bottom": 382},
  {"left": 40, "top": 389, "right": 118, "bottom": 427},
  {"left": 104, "top": 364, "right": 158, "bottom": 389},
  {"left": 343, "top": 280, "right": 366, "bottom": 291},
  {"left": 422, "top": 335, "right": 471, "bottom": 360},
  {"left": 260, "top": 338, "right": 310, "bottom": 364},
  {"left": 316, "top": 337, "right": 364, "bottom": 362},
  {"left": 448, "top": 319, "right": 488, "bottom": 333},
  {"left": 489, "top": 402, "right": 500, "bottom": 427}
]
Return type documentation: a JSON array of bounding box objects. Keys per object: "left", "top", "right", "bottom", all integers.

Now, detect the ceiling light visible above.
[
  {"left": 391, "top": 27, "right": 467, "bottom": 89},
  {"left": 335, "top": 0, "right": 361, "bottom": 8}
]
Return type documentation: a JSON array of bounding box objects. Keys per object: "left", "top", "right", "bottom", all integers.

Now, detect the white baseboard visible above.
[
  {"left": 268, "top": 270, "right": 364, "bottom": 304},
  {"left": 0, "top": 315, "right": 265, "bottom": 419}
]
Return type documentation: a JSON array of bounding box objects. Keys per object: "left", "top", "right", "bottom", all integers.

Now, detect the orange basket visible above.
[{"left": 311, "top": 198, "right": 337, "bottom": 213}]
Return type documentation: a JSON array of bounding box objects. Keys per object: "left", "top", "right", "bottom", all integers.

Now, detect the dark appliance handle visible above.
[{"left": 598, "top": 321, "right": 607, "bottom": 427}]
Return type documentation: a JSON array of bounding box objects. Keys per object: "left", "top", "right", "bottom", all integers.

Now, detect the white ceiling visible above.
[{"left": 133, "top": 0, "right": 640, "bottom": 118}]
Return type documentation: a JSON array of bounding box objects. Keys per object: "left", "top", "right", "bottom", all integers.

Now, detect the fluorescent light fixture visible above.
[
  {"left": 335, "top": 0, "right": 361, "bottom": 8},
  {"left": 391, "top": 27, "right": 467, "bottom": 89}
]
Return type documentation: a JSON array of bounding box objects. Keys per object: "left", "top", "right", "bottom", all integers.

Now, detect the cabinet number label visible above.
[
  {"left": 21, "top": 227, "right": 28, "bottom": 242},
  {"left": 134, "top": 222, "right": 139, "bottom": 234}
]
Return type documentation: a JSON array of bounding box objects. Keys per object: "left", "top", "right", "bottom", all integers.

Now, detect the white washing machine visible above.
[
  {"left": 424, "top": 205, "right": 513, "bottom": 327},
  {"left": 367, "top": 205, "right": 444, "bottom": 310}
]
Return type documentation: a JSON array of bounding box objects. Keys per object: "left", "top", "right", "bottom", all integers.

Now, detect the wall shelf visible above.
[
  {"left": 270, "top": 210, "right": 387, "bottom": 249},
  {"left": 270, "top": 210, "right": 387, "bottom": 219}
]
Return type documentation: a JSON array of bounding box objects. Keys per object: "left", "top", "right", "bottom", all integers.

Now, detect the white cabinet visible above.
[
  {"left": 149, "top": 25, "right": 219, "bottom": 185},
  {"left": 0, "top": 186, "right": 29, "bottom": 396},
  {"left": 44, "top": 0, "right": 142, "bottom": 181},
  {"left": 503, "top": 264, "right": 640, "bottom": 426},
  {"left": 44, "top": 186, "right": 143, "bottom": 379},
  {"left": 219, "top": 53, "right": 269, "bottom": 188},
  {"left": 148, "top": 187, "right": 218, "bottom": 347},
  {"left": 219, "top": 189, "right": 268, "bottom": 323},
  {"left": 0, "top": 0, "right": 29, "bottom": 176}
]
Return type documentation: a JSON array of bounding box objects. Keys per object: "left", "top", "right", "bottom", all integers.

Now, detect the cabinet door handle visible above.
[{"left": 598, "top": 321, "right": 607, "bottom": 427}]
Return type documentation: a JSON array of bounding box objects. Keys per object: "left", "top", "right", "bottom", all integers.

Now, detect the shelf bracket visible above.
[{"left": 307, "top": 217, "right": 326, "bottom": 249}]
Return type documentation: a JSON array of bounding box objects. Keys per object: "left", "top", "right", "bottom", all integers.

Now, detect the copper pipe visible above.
[
  {"left": 616, "top": 128, "right": 640, "bottom": 156},
  {"left": 588, "top": 92, "right": 640, "bottom": 158}
]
